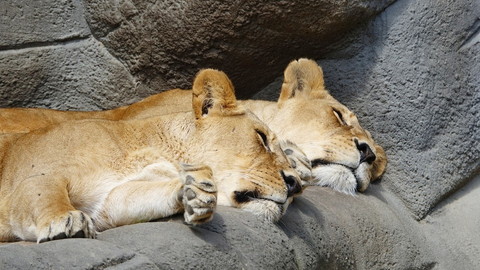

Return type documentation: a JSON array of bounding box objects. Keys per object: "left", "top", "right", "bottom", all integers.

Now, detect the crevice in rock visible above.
[
  {"left": 458, "top": 18, "right": 480, "bottom": 51},
  {"left": 0, "top": 34, "right": 91, "bottom": 53},
  {"left": 89, "top": 254, "right": 137, "bottom": 270}
]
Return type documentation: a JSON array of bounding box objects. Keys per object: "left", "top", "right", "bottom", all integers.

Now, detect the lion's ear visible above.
[
  {"left": 278, "top": 58, "right": 331, "bottom": 105},
  {"left": 371, "top": 144, "right": 387, "bottom": 181},
  {"left": 192, "top": 69, "right": 243, "bottom": 119}
]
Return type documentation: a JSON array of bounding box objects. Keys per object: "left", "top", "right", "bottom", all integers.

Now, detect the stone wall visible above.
[{"left": 0, "top": 0, "right": 394, "bottom": 109}]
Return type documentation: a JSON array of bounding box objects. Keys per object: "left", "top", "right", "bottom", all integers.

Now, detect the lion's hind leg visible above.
[{"left": 6, "top": 175, "right": 95, "bottom": 243}]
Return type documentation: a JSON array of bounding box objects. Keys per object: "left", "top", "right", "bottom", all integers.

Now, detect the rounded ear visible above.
[
  {"left": 371, "top": 144, "right": 387, "bottom": 181},
  {"left": 278, "top": 58, "right": 331, "bottom": 105},
  {"left": 192, "top": 69, "right": 243, "bottom": 119}
]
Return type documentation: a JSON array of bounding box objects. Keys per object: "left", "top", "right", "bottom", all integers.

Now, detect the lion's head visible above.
[
  {"left": 266, "top": 59, "right": 387, "bottom": 194},
  {"left": 188, "top": 69, "right": 302, "bottom": 221}
]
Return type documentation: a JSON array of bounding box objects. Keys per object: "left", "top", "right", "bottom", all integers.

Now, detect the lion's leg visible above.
[
  {"left": 0, "top": 197, "right": 17, "bottom": 242},
  {"left": 6, "top": 176, "right": 95, "bottom": 243},
  {"left": 97, "top": 164, "right": 217, "bottom": 230}
]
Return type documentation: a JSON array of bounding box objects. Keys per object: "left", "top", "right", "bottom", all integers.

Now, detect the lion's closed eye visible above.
[
  {"left": 332, "top": 108, "right": 347, "bottom": 126},
  {"left": 256, "top": 129, "right": 270, "bottom": 152}
]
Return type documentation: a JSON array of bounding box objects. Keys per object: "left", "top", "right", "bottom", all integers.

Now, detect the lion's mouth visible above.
[
  {"left": 234, "top": 190, "right": 287, "bottom": 205},
  {"left": 233, "top": 190, "right": 289, "bottom": 222}
]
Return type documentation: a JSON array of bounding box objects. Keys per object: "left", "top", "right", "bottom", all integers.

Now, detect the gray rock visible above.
[
  {"left": 0, "top": 239, "right": 157, "bottom": 270},
  {"left": 0, "top": 37, "right": 137, "bottom": 110},
  {"left": 82, "top": 0, "right": 395, "bottom": 99},
  {"left": 0, "top": 0, "right": 90, "bottom": 47}
]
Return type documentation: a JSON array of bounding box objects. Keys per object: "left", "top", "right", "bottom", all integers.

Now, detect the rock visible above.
[
  {"left": 82, "top": 0, "right": 396, "bottom": 99},
  {"left": 0, "top": 37, "right": 137, "bottom": 110},
  {"left": 0, "top": 0, "right": 90, "bottom": 47},
  {"left": 0, "top": 239, "right": 157, "bottom": 269}
]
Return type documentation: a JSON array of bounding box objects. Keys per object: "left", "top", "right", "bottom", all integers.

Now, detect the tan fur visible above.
[
  {"left": 0, "top": 59, "right": 386, "bottom": 194},
  {"left": 248, "top": 59, "right": 387, "bottom": 194},
  {"left": 0, "top": 69, "right": 301, "bottom": 242}
]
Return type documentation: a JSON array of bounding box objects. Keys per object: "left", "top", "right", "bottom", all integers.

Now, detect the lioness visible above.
[
  {"left": 0, "top": 69, "right": 302, "bottom": 242},
  {"left": 0, "top": 59, "right": 386, "bottom": 194}
]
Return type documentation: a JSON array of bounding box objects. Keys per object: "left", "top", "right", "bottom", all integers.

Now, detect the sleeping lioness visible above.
[
  {"left": 0, "top": 69, "right": 302, "bottom": 242},
  {"left": 0, "top": 59, "right": 386, "bottom": 194}
]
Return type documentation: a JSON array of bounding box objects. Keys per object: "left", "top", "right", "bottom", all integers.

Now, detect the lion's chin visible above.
[
  {"left": 239, "top": 198, "right": 291, "bottom": 222},
  {"left": 311, "top": 164, "right": 369, "bottom": 195}
]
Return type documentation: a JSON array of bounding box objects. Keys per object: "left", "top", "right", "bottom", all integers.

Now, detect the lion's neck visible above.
[{"left": 125, "top": 112, "right": 197, "bottom": 163}]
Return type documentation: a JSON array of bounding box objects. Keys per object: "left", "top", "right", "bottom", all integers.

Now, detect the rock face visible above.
[
  {"left": 0, "top": 37, "right": 137, "bottom": 109},
  {"left": 82, "top": 0, "right": 396, "bottom": 99},
  {"left": 1, "top": 0, "right": 479, "bottom": 269},
  {"left": 0, "top": 0, "right": 395, "bottom": 110}
]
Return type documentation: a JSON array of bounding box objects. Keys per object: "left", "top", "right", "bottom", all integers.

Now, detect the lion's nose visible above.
[
  {"left": 355, "top": 139, "right": 376, "bottom": 164},
  {"left": 281, "top": 171, "right": 302, "bottom": 197}
]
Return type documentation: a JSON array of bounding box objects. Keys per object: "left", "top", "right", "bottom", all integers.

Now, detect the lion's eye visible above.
[
  {"left": 333, "top": 108, "right": 347, "bottom": 126},
  {"left": 256, "top": 129, "right": 270, "bottom": 151}
]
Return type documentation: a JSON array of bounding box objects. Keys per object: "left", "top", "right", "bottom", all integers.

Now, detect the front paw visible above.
[
  {"left": 37, "top": 210, "right": 96, "bottom": 243},
  {"left": 180, "top": 164, "right": 217, "bottom": 225},
  {"left": 280, "top": 140, "right": 313, "bottom": 185}
]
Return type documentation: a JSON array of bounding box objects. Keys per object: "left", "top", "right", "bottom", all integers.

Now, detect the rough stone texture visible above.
[
  {"left": 1, "top": 0, "right": 479, "bottom": 269},
  {"left": 0, "top": 37, "right": 137, "bottom": 110},
  {"left": 0, "top": 239, "right": 157, "bottom": 269},
  {"left": 256, "top": 0, "right": 480, "bottom": 220},
  {"left": 0, "top": 0, "right": 395, "bottom": 108},
  {"left": 0, "top": 0, "right": 90, "bottom": 48},
  {"left": 319, "top": 0, "right": 480, "bottom": 219},
  {"left": 82, "top": 0, "right": 395, "bottom": 99}
]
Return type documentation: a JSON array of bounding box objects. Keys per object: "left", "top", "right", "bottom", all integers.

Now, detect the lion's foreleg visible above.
[
  {"left": 96, "top": 179, "right": 185, "bottom": 230},
  {"left": 0, "top": 196, "right": 17, "bottom": 242},
  {"left": 6, "top": 176, "right": 95, "bottom": 242},
  {"left": 96, "top": 164, "right": 218, "bottom": 229}
]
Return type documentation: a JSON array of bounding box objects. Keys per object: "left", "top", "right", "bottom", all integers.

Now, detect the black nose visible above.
[
  {"left": 355, "top": 139, "right": 376, "bottom": 164},
  {"left": 281, "top": 171, "right": 302, "bottom": 197}
]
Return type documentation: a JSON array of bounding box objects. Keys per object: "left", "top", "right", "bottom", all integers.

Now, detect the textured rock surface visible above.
[
  {"left": 320, "top": 0, "right": 480, "bottom": 219},
  {"left": 0, "top": 0, "right": 395, "bottom": 110},
  {"left": 83, "top": 0, "right": 395, "bottom": 99},
  {"left": 0, "top": 37, "right": 137, "bottom": 109},
  {"left": 256, "top": 0, "right": 480, "bottom": 220},
  {"left": 0, "top": 0, "right": 90, "bottom": 47}
]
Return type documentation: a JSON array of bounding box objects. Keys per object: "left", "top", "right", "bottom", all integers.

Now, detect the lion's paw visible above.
[
  {"left": 280, "top": 140, "right": 313, "bottom": 185},
  {"left": 180, "top": 164, "right": 217, "bottom": 225},
  {"left": 37, "top": 210, "right": 96, "bottom": 243}
]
